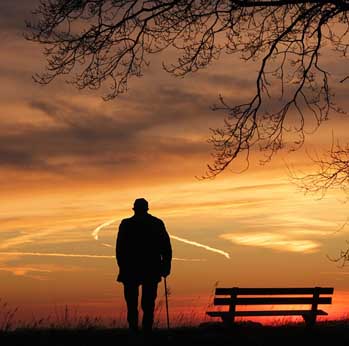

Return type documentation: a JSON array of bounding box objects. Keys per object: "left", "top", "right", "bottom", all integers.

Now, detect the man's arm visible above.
[
  {"left": 116, "top": 220, "right": 126, "bottom": 268},
  {"left": 159, "top": 220, "right": 172, "bottom": 277}
]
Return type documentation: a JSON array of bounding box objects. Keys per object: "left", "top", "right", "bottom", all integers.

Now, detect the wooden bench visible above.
[{"left": 206, "top": 287, "right": 334, "bottom": 327}]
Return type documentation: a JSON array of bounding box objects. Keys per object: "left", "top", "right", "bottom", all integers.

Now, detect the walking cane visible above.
[{"left": 164, "top": 276, "right": 170, "bottom": 330}]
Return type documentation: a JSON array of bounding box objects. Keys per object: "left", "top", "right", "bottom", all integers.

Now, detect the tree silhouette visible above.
[
  {"left": 293, "top": 140, "right": 349, "bottom": 197},
  {"left": 27, "top": 0, "right": 349, "bottom": 177},
  {"left": 291, "top": 139, "right": 349, "bottom": 265}
]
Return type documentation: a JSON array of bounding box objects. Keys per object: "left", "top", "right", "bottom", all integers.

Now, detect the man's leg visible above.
[
  {"left": 141, "top": 281, "right": 158, "bottom": 333},
  {"left": 123, "top": 282, "right": 139, "bottom": 332}
]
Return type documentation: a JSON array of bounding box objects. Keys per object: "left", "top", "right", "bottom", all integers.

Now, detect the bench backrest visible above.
[{"left": 213, "top": 287, "right": 334, "bottom": 307}]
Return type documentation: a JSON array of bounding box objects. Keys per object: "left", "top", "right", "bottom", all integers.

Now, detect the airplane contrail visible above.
[
  {"left": 92, "top": 219, "right": 230, "bottom": 259},
  {"left": 0, "top": 251, "right": 205, "bottom": 262},
  {"left": 0, "top": 251, "right": 114, "bottom": 259},
  {"left": 101, "top": 243, "right": 114, "bottom": 248},
  {"left": 172, "top": 257, "right": 206, "bottom": 262},
  {"left": 92, "top": 219, "right": 117, "bottom": 240},
  {"left": 170, "top": 235, "right": 230, "bottom": 259}
]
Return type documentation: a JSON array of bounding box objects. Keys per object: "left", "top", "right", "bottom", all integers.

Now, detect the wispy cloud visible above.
[
  {"left": 0, "top": 260, "right": 83, "bottom": 280},
  {"left": 220, "top": 232, "right": 321, "bottom": 254},
  {"left": 0, "top": 229, "right": 56, "bottom": 250},
  {"left": 0, "top": 266, "right": 51, "bottom": 276}
]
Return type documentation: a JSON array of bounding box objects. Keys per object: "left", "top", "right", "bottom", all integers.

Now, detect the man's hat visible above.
[{"left": 133, "top": 198, "right": 149, "bottom": 211}]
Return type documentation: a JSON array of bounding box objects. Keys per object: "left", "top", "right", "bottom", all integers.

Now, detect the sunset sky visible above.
[{"left": 1, "top": 1, "right": 349, "bottom": 326}]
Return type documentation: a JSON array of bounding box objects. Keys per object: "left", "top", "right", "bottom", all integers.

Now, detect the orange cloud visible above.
[{"left": 220, "top": 232, "right": 321, "bottom": 254}]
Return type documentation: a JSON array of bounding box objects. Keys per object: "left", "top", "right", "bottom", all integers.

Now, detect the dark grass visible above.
[
  {"left": 2, "top": 300, "right": 349, "bottom": 345},
  {"left": 2, "top": 320, "right": 349, "bottom": 346}
]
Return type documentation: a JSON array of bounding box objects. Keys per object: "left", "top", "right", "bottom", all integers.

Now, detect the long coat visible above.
[{"left": 116, "top": 213, "right": 172, "bottom": 284}]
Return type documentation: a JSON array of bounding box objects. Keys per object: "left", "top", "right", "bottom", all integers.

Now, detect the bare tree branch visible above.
[
  {"left": 327, "top": 241, "right": 349, "bottom": 267},
  {"left": 292, "top": 139, "right": 349, "bottom": 197},
  {"left": 26, "top": 1, "right": 349, "bottom": 177},
  {"left": 290, "top": 138, "right": 349, "bottom": 264}
]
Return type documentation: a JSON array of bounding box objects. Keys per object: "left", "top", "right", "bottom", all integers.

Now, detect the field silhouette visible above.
[
  {"left": 1, "top": 300, "right": 349, "bottom": 346},
  {"left": 2, "top": 296, "right": 349, "bottom": 346},
  {"left": 2, "top": 319, "right": 349, "bottom": 346}
]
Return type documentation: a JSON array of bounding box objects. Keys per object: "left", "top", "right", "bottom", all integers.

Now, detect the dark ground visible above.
[{"left": 1, "top": 321, "right": 349, "bottom": 346}]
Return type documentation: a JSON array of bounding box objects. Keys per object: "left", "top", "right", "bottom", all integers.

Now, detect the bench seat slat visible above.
[
  {"left": 215, "top": 287, "right": 334, "bottom": 295},
  {"left": 214, "top": 297, "right": 332, "bottom": 305},
  {"left": 207, "top": 309, "right": 328, "bottom": 317}
]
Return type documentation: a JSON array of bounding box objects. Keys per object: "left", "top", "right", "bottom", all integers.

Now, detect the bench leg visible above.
[
  {"left": 302, "top": 314, "right": 316, "bottom": 328},
  {"left": 222, "top": 314, "right": 235, "bottom": 326}
]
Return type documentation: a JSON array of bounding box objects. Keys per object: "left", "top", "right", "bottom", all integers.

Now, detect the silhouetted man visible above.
[{"left": 116, "top": 198, "right": 172, "bottom": 334}]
